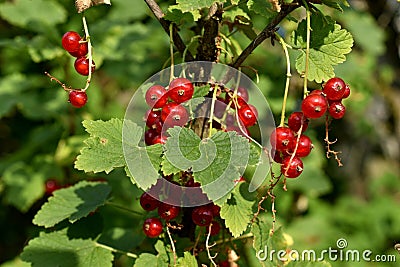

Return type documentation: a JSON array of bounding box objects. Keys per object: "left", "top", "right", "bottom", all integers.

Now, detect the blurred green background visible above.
[{"left": 0, "top": 0, "right": 399, "bottom": 266}]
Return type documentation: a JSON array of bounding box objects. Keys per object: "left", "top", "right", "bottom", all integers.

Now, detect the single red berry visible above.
[
  {"left": 281, "top": 156, "right": 303, "bottom": 178},
  {"left": 145, "top": 85, "right": 168, "bottom": 108},
  {"left": 271, "top": 148, "right": 289, "bottom": 164},
  {"left": 270, "top": 126, "right": 295, "bottom": 152},
  {"left": 168, "top": 77, "right": 194, "bottom": 104},
  {"left": 144, "top": 128, "right": 159, "bottom": 145},
  {"left": 328, "top": 101, "right": 346, "bottom": 119},
  {"left": 238, "top": 104, "right": 258, "bottom": 127},
  {"left": 161, "top": 103, "right": 189, "bottom": 128},
  {"left": 69, "top": 42, "right": 88, "bottom": 58},
  {"left": 158, "top": 203, "right": 181, "bottom": 221},
  {"left": 74, "top": 57, "right": 95, "bottom": 76},
  {"left": 140, "top": 192, "right": 160, "bottom": 211},
  {"left": 45, "top": 179, "right": 61, "bottom": 195},
  {"left": 68, "top": 90, "right": 87, "bottom": 108},
  {"left": 219, "top": 260, "right": 230, "bottom": 267},
  {"left": 342, "top": 84, "right": 351, "bottom": 99},
  {"left": 145, "top": 109, "right": 162, "bottom": 128},
  {"left": 291, "top": 135, "right": 312, "bottom": 157},
  {"left": 61, "top": 31, "right": 81, "bottom": 52},
  {"left": 301, "top": 94, "right": 328, "bottom": 119},
  {"left": 288, "top": 112, "right": 309, "bottom": 133},
  {"left": 209, "top": 221, "right": 221, "bottom": 236},
  {"left": 192, "top": 206, "right": 214, "bottom": 226},
  {"left": 143, "top": 217, "right": 163, "bottom": 238},
  {"left": 323, "top": 77, "right": 346, "bottom": 100}
]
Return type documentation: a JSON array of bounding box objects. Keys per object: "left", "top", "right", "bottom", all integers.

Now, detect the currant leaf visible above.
[
  {"left": 220, "top": 182, "right": 256, "bottom": 237},
  {"left": 33, "top": 181, "right": 111, "bottom": 228},
  {"left": 176, "top": 252, "right": 197, "bottom": 266},
  {"left": 75, "top": 119, "right": 163, "bottom": 189},
  {"left": 292, "top": 13, "right": 354, "bottom": 83},
  {"left": 134, "top": 240, "right": 169, "bottom": 267},
  {"left": 320, "top": 0, "right": 350, "bottom": 12},
  {"left": 247, "top": 0, "right": 276, "bottom": 18},
  {"left": 21, "top": 230, "right": 114, "bottom": 267},
  {"left": 163, "top": 127, "right": 251, "bottom": 203}
]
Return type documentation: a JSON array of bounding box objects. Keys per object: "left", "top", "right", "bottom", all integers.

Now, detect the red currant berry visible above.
[
  {"left": 74, "top": 57, "right": 95, "bottom": 76},
  {"left": 144, "top": 128, "right": 159, "bottom": 145},
  {"left": 292, "top": 135, "right": 312, "bottom": 157},
  {"left": 301, "top": 94, "right": 328, "bottom": 119},
  {"left": 143, "top": 217, "right": 163, "bottom": 238},
  {"left": 328, "top": 101, "right": 346, "bottom": 119},
  {"left": 45, "top": 179, "right": 61, "bottom": 195},
  {"left": 161, "top": 103, "right": 189, "bottom": 127},
  {"left": 61, "top": 31, "right": 81, "bottom": 52},
  {"left": 68, "top": 90, "right": 87, "bottom": 108},
  {"left": 168, "top": 77, "right": 194, "bottom": 104},
  {"left": 342, "top": 84, "right": 351, "bottom": 99},
  {"left": 145, "top": 85, "right": 168, "bottom": 108},
  {"left": 288, "top": 111, "right": 309, "bottom": 133},
  {"left": 270, "top": 126, "right": 295, "bottom": 152},
  {"left": 271, "top": 149, "right": 289, "bottom": 164},
  {"left": 209, "top": 221, "right": 221, "bottom": 236},
  {"left": 238, "top": 104, "right": 258, "bottom": 127},
  {"left": 192, "top": 206, "right": 214, "bottom": 226},
  {"left": 219, "top": 261, "right": 230, "bottom": 267},
  {"left": 69, "top": 42, "right": 88, "bottom": 58},
  {"left": 145, "top": 109, "right": 161, "bottom": 128},
  {"left": 158, "top": 203, "right": 181, "bottom": 221},
  {"left": 209, "top": 204, "right": 221, "bottom": 217},
  {"left": 323, "top": 77, "right": 346, "bottom": 100},
  {"left": 140, "top": 192, "right": 160, "bottom": 211},
  {"left": 281, "top": 156, "right": 303, "bottom": 178}
]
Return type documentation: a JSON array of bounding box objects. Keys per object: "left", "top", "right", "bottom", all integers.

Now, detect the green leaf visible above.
[
  {"left": 33, "top": 181, "right": 111, "bottom": 228},
  {"left": 3, "top": 162, "right": 45, "bottom": 212},
  {"left": 293, "top": 13, "right": 354, "bottom": 83},
  {"left": 163, "top": 127, "right": 251, "bottom": 203},
  {"left": 193, "top": 84, "right": 211, "bottom": 98},
  {"left": 134, "top": 240, "right": 169, "bottom": 267},
  {"left": 220, "top": 182, "right": 256, "bottom": 237},
  {"left": 0, "top": 74, "right": 33, "bottom": 118},
  {"left": 251, "top": 214, "right": 272, "bottom": 252},
  {"left": 75, "top": 119, "right": 162, "bottom": 189},
  {"left": 247, "top": 0, "right": 275, "bottom": 18},
  {"left": 165, "top": 6, "right": 200, "bottom": 23},
  {"left": 176, "top": 252, "right": 197, "bottom": 266},
  {"left": 175, "top": 0, "right": 225, "bottom": 13},
  {"left": 21, "top": 230, "right": 114, "bottom": 267},
  {"left": 0, "top": 0, "right": 66, "bottom": 29},
  {"left": 75, "top": 119, "right": 127, "bottom": 173}
]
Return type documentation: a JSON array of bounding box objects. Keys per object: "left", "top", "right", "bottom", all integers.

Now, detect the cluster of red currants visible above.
[
  {"left": 140, "top": 180, "right": 221, "bottom": 238},
  {"left": 144, "top": 78, "right": 259, "bottom": 145},
  {"left": 61, "top": 31, "right": 96, "bottom": 108},
  {"left": 270, "top": 77, "right": 350, "bottom": 178},
  {"left": 144, "top": 77, "right": 193, "bottom": 145}
]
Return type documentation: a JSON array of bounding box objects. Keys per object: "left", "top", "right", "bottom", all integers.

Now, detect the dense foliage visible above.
[{"left": 0, "top": 0, "right": 399, "bottom": 266}]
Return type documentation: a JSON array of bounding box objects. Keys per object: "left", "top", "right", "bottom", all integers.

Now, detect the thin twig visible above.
[
  {"left": 206, "top": 224, "right": 218, "bottom": 267},
  {"left": 166, "top": 226, "right": 177, "bottom": 265},
  {"left": 231, "top": 3, "right": 300, "bottom": 69},
  {"left": 324, "top": 114, "right": 343, "bottom": 166},
  {"left": 95, "top": 242, "right": 138, "bottom": 258}
]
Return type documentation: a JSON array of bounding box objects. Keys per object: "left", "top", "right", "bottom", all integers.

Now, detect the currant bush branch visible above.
[{"left": 301, "top": 0, "right": 311, "bottom": 97}]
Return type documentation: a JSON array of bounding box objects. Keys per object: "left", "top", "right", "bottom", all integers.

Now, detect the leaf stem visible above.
[
  {"left": 166, "top": 226, "right": 177, "bottom": 265},
  {"left": 208, "top": 84, "right": 218, "bottom": 138},
  {"left": 275, "top": 32, "right": 292, "bottom": 127},
  {"left": 82, "top": 15, "right": 92, "bottom": 91},
  {"left": 95, "top": 242, "right": 138, "bottom": 258},
  {"left": 206, "top": 224, "right": 218, "bottom": 267},
  {"left": 302, "top": 0, "right": 311, "bottom": 97},
  {"left": 169, "top": 24, "right": 175, "bottom": 82}
]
